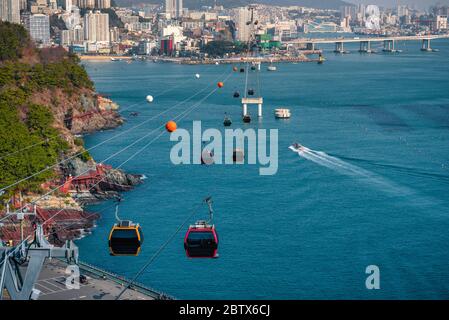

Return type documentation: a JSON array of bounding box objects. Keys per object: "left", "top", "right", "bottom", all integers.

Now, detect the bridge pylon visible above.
[{"left": 421, "top": 39, "right": 432, "bottom": 52}]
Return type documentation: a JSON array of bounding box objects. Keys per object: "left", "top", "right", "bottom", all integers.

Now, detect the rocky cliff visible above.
[{"left": 0, "top": 22, "right": 141, "bottom": 244}]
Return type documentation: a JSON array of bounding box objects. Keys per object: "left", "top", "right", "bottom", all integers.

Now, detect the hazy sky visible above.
[{"left": 347, "top": 0, "right": 449, "bottom": 9}]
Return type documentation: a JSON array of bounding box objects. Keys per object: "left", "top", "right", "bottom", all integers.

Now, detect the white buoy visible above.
[
  {"left": 195, "top": 73, "right": 200, "bottom": 79},
  {"left": 146, "top": 95, "right": 154, "bottom": 103}
]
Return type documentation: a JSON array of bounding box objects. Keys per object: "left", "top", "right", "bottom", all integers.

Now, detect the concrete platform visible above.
[{"left": 34, "top": 260, "right": 163, "bottom": 300}]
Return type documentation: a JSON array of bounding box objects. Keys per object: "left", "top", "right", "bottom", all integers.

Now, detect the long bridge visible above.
[{"left": 286, "top": 34, "right": 449, "bottom": 53}]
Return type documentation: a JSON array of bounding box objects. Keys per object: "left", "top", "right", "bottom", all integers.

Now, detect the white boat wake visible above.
[{"left": 289, "top": 145, "right": 416, "bottom": 198}]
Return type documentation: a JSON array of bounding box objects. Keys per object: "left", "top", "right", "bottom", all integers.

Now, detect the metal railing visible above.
[{"left": 77, "top": 260, "right": 175, "bottom": 300}]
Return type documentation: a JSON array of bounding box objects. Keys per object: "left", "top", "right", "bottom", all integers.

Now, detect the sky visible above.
[{"left": 347, "top": 0, "right": 449, "bottom": 9}]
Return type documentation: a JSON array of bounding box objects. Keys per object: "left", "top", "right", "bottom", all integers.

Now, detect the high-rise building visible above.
[
  {"left": 95, "top": 0, "right": 110, "bottom": 9},
  {"left": 165, "top": 0, "right": 183, "bottom": 19},
  {"left": 84, "top": 10, "right": 109, "bottom": 42},
  {"left": 0, "top": 0, "right": 20, "bottom": 24},
  {"left": 19, "top": 0, "right": 26, "bottom": 11},
  {"left": 25, "top": 13, "right": 50, "bottom": 46},
  {"left": 236, "top": 7, "right": 253, "bottom": 42},
  {"left": 397, "top": 5, "right": 409, "bottom": 18},
  {"left": 77, "top": 0, "right": 94, "bottom": 9},
  {"left": 339, "top": 5, "right": 356, "bottom": 19}
]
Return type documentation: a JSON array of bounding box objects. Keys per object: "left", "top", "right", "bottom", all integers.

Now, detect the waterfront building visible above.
[
  {"left": 25, "top": 13, "right": 50, "bottom": 46},
  {"left": 161, "top": 24, "right": 184, "bottom": 44},
  {"left": 165, "top": 0, "right": 183, "bottom": 19},
  {"left": 84, "top": 10, "right": 109, "bottom": 43},
  {"left": 0, "top": 0, "right": 20, "bottom": 24},
  {"left": 137, "top": 40, "right": 156, "bottom": 55},
  {"left": 434, "top": 15, "right": 448, "bottom": 31},
  {"left": 160, "top": 36, "right": 174, "bottom": 55}
]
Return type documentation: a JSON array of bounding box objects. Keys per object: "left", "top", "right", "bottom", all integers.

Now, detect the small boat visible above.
[
  {"left": 291, "top": 143, "right": 306, "bottom": 152},
  {"left": 110, "top": 57, "right": 122, "bottom": 62},
  {"left": 223, "top": 114, "right": 232, "bottom": 126},
  {"left": 274, "top": 108, "right": 291, "bottom": 119},
  {"left": 243, "top": 114, "right": 251, "bottom": 123},
  {"left": 267, "top": 61, "right": 277, "bottom": 71}
]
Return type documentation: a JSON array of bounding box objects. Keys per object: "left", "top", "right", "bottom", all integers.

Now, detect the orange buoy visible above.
[
  {"left": 165, "top": 121, "right": 177, "bottom": 132},
  {"left": 217, "top": 82, "right": 224, "bottom": 88}
]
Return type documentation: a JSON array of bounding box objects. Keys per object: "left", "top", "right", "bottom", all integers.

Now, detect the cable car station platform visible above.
[{"left": 1, "top": 259, "right": 172, "bottom": 300}]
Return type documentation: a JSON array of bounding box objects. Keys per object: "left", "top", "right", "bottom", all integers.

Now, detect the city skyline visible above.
[{"left": 348, "top": 0, "right": 449, "bottom": 9}]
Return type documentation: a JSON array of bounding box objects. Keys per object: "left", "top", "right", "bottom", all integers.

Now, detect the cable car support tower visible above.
[
  {"left": 242, "top": 5, "right": 263, "bottom": 119},
  {"left": 0, "top": 224, "right": 79, "bottom": 300}
]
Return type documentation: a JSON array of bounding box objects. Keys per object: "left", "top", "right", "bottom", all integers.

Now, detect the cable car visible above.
[
  {"left": 108, "top": 198, "right": 144, "bottom": 256},
  {"left": 233, "top": 91, "right": 240, "bottom": 98},
  {"left": 184, "top": 197, "right": 219, "bottom": 258},
  {"left": 108, "top": 220, "right": 144, "bottom": 256},
  {"left": 224, "top": 113, "right": 232, "bottom": 126},
  {"left": 248, "top": 89, "right": 255, "bottom": 96}
]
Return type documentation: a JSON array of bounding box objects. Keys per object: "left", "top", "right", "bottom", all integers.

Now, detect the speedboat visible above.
[{"left": 291, "top": 143, "right": 306, "bottom": 152}]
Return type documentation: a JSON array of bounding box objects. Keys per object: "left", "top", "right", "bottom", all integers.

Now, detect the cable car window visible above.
[
  {"left": 187, "top": 232, "right": 215, "bottom": 240},
  {"left": 111, "top": 230, "right": 138, "bottom": 239}
]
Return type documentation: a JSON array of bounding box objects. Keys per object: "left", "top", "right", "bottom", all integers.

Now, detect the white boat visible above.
[
  {"left": 274, "top": 108, "right": 291, "bottom": 119},
  {"left": 290, "top": 143, "right": 306, "bottom": 152}
]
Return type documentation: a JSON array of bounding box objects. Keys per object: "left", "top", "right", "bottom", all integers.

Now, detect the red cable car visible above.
[{"left": 184, "top": 197, "right": 219, "bottom": 258}]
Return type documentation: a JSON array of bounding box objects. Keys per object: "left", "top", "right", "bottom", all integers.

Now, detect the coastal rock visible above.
[{"left": 59, "top": 158, "right": 143, "bottom": 205}]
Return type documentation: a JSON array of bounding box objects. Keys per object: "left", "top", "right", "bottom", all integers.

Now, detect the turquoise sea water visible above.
[{"left": 78, "top": 40, "right": 449, "bottom": 299}]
